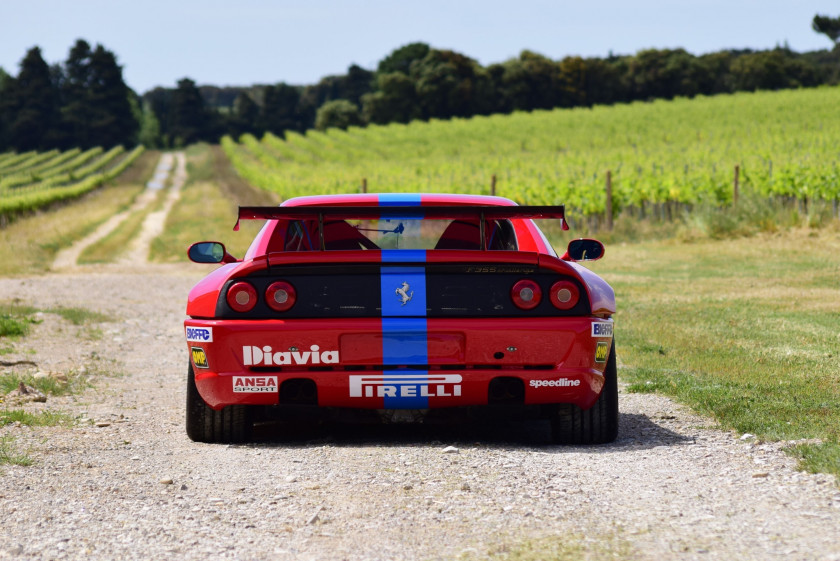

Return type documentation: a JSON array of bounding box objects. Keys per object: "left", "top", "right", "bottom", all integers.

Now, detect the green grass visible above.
[
  {"left": 1, "top": 302, "right": 109, "bottom": 333},
  {"left": 46, "top": 306, "right": 110, "bottom": 326},
  {"left": 791, "top": 442, "right": 840, "bottom": 475},
  {"left": 0, "top": 370, "right": 88, "bottom": 397},
  {"left": 0, "top": 302, "right": 41, "bottom": 338},
  {"left": 581, "top": 227, "right": 840, "bottom": 477},
  {"left": 470, "top": 532, "right": 632, "bottom": 561},
  {"left": 0, "top": 436, "right": 32, "bottom": 466},
  {"left": 0, "top": 316, "right": 30, "bottom": 337},
  {"left": 0, "top": 408, "right": 73, "bottom": 427}
]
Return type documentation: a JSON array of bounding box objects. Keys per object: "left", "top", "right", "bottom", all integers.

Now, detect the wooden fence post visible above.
[
  {"left": 733, "top": 165, "right": 740, "bottom": 206},
  {"left": 605, "top": 170, "right": 613, "bottom": 231},
  {"left": 361, "top": 177, "right": 367, "bottom": 194},
  {"left": 491, "top": 174, "right": 497, "bottom": 197}
]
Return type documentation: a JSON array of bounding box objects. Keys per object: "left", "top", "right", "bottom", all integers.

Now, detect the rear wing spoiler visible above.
[{"left": 234, "top": 204, "right": 568, "bottom": 232}]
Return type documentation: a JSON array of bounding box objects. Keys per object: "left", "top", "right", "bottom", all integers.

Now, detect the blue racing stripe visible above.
[
  {"left": 381, "top": 319, "right": 429, "bottom": 409},
  {"left": 382, "top": 370, "right": 429, "bottom": 409},
  {"left": 381, "top": 318, "right": 428, "bottom": 364},
  {"left": 381, "top": 249, "right": 427, "bottom": 263},
  {"left": 378, "top": 193, "right": 422, "bottom": 206},
  {"left": 380, "top": 244, "right": 429, "bottom": 408}
]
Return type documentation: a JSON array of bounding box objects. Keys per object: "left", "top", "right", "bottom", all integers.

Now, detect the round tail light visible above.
[
  {"left": 511, "top": 279, "right": 542, "bottom": 310},
  {"left": 266, "top": 281, "right": 296, "bottom": 312},
  {"left": 227, "top": 281, "right": 257, "bottom": 312},
  {"left": 549, "top": 280, "right": 580, "bottom": 310}
]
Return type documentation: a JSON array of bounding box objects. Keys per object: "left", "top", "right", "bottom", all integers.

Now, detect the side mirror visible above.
[
  {"left": 563, "top": 238, "right": 605, "bottom": 262},
  {"left": 188, "top": 242, "right": 236, "bottom": 264}
]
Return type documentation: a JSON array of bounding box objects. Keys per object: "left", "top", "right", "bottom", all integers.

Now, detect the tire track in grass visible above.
[
  {"left": 51, "top": 152, "right": 182, "bottom": 270},
  {"left": 117, "top": 152, "right": 186, "bottom": 264}
]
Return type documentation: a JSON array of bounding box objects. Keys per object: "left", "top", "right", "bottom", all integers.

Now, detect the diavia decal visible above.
[
  {"left": 232, "top": 376, "right": 278, "bottom": 393},
  {"left": 243, "top": 345, "right": 339, "bottom": 366},
  {"left": 349, "top": 374, "right": 462, "bottom": 398},
  {"left": 191, "top": 347, "right": 209, "bottom": 369},
  {"left": 591, "top": 322, "right": 613, "bottom": 338},
  {"left": 186, "top": 326, "right": 213, "bottom": 342},
  {"left": 530, "top": 378, "right": 581, "bottom": 388},
  {"left": 595, "top": 341, "right": 609, "bottom": 363}
]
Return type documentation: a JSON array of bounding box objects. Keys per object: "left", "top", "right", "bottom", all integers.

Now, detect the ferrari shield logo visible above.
[{"left": 396, "top": 282, "right": 413, "bottom": 306}]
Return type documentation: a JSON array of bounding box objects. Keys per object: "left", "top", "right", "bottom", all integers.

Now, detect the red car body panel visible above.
[
  {"left": 185, "top": 316, "right": 611, "bottom": 410},
  {"left": 185, "top": 193, "right": 615, "bottom": 414}
]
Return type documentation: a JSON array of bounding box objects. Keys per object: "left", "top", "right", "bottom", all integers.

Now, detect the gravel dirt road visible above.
[{"left": 1, "top": 264, "right": 839, "bottom": 561}]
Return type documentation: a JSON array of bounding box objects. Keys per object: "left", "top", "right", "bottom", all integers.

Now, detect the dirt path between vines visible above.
[
  {"left": 52, "top": 152, "right": 184, "bottom": 270},
  {"left": 0, "top": 264, "right": 838, "bottom": 561}
]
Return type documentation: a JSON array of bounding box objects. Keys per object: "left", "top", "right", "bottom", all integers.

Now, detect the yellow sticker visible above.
[
  {"left": 595, "top": 342, "right": 609, "bottom": 363},
  {"left": 191, "top": 347, "right": 209, "bottom": 369}
]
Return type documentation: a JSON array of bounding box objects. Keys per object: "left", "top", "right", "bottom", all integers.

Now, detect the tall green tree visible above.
[
  {"left": 7, "top": 47, "right": 63, "bottom": 150},
  {"left": 230, "top": 92, "right": 261, "bottom": 137},
  {"left": 314, "top": 99, "right": 362, "bottom": 130},
  {"left": 135, "top": 99, "right": 160, "bottom": 147},
  {"left": 86, "top": 44, "right": 138, "bottom": 147},
  {"left": 627, "top": 49, "right": 700, "bottom": 100},
  {"left": 730, "top": 50, "right": 818, "bottom": 91},
  {"left": 378, "top": 42, "right": 430, "bottom": 75},
  {"left": 411, "top": 49, "right": 494, "bottom": 119},
  {"left": 813, "top": 14, "right": 840, "bottom": 47},
  {"left": 495, "top": 51, "right": 561, "bottom": 111},
  {"left": 168, "top": 78, "right": 213, "bottom": 146},
  {"left": 61, "top": 39, "right": 94, "bottom": 148},
  {"left": 362, "top": 72, "right": 420, "bottom": 124},
  {"left": 0, "top": 66, "right": 11, "bottom": 150},
  {"left": 262, "top": 83, "right": 302, "bottom": 136}
]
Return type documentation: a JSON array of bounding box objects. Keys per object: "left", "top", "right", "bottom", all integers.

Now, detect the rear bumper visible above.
[{"left": 184, "top": 317, "right": 613, "bottom": 411}]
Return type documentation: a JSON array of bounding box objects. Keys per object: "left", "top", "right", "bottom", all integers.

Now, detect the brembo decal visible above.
[
  {"left": 186, "top": 326, "right": 213, "bottom": 342},
  {"left": 591, "top": 322, "right": 613, "bottom": 338}
]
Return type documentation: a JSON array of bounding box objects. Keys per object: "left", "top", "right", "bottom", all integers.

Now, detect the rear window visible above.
[{"left": 281, "top": 218, "right": 517, "bottom": 251}]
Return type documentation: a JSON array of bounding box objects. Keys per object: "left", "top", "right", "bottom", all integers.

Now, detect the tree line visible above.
[
  {"left": 0, "top": 40, "right": 139, "bottom": 152},
  {"left": 1, "top": 14, "right": 839, "bottom": 152}
]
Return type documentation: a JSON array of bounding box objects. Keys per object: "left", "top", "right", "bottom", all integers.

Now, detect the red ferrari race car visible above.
[{"left": 184, "top": 193, "right": 616, "bottom": 444}]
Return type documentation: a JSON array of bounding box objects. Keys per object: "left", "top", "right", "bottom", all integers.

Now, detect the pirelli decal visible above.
[{"left": 349, "top": 374, "right": 462, "bottom": 400}]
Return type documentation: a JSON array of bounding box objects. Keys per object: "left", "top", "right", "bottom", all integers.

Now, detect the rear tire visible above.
[
  {"left": 186, "top": 363, "right": 252, "bottom": 443},
  {"left": 550, "top": 342, "right": 618, "bottom": 444}
]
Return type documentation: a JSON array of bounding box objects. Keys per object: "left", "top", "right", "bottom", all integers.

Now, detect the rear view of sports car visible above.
[{"left": 184, "top": 194, "right": 617, "bottom": 444}]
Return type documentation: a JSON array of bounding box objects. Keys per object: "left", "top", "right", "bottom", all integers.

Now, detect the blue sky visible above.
[{"left": 1, "top": 0, "right": 837, "bottom": 93}]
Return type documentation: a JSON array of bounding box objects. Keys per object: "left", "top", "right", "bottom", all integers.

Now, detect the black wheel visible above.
[
  {"left": 550, "top": 342, "right": 618, "bottom": 444},
  {"left": 186, "top": 363, "right": 252, "bottom": 443}
]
